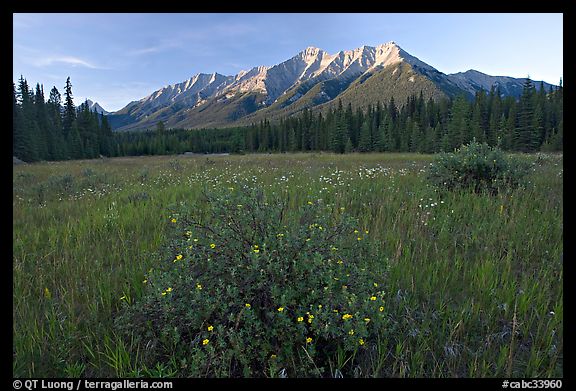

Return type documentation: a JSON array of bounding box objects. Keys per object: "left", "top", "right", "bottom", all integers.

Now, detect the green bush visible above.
[
  {"left": 115, "top": 186, "right": 388, "bottom": 377},
  {"left": 427, "top": 141, "right": 530, "bottom": 194}
]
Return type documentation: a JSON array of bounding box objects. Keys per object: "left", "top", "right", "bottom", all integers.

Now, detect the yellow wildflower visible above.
[
  {"left": 176, "top": 254, "right": 183, "bottom": 260},
  {"left": 143, "top": 279, "right": 147, "bottom": 284},
  {"left": 306, "top": 337, "right": 312, "bottom": 343},
  {"left": 379, "top": 306, "right": 384, "bottom": 312},
  {"left": 270, "top": 354, "right": 277, "bottom": 359},
  {"left": 161, "top": 292, "right": 167, "bottom": 296},
  {"left": 253, "top": 249, "right": 260, "bottom": 253},
  {"left": 245, "top": 303, "right": 251, "bottom": 308},
  {"left": 307, "top": 201, "right": 313, "bottom": 205},
  {"left": 166, "top": 287, "right": 172, "bottom": 292},
  {"left": 359, "top": 338, "right": 365, "bottom": 346},
  {"left": 277, "top": 307, "right": 284, "bottom": 312},
  {"left": 370, "top": 296, "right": 377, "bottom": 301},
  {"left": 207, "top": 325, "right": 214, "bottom": 332},
  {"left": 364, "top": 318, "right": 371, "bottom": 323},
  {"left": 365, "top": 230, "right": 369, "bottom": 234},
  {"left": 196, "top": 284, "right": 202, "bottom": 290},
  {"left": 342, "top": 314, "right": 353, "bottom": 320},
  {"left": 171, "top": 218, "right": 177, "bottom": 223},
  {"left": 354, "top": 229, "right": 359, "bottom": 234},
  {"left": 373, "top": 282, "right": 378, "bottom": 287},
  {"left": 202, "top": 339, "right": 209, "bottom": 345},
  {"left": 348, "top": 329, "right": 355, "bottom": 335},
  {"left": 357, "top": 237, "right": 362, "bottom": 241},
  {"left": 297, "top": 316, "right": 304, "bottom": 322},
  {"left": 210, "top": 243, "right": 216, "bottom": 249}
]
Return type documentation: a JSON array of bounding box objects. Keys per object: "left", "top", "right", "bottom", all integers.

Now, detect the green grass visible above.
[{"left": 13, "top": 152, "right": 563, "bottom": 377}]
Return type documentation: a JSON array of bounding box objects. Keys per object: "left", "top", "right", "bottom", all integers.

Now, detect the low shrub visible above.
[
  {"left": 427, "top": 141, "right": 530, "bottom": 194},
  {"left": 115, "top": 185, "right": 388, "bottom": 377}
]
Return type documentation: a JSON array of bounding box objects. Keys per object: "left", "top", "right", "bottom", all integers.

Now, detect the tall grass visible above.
[{"left": 13, "top": 153, "right": 563, "bottom": 377}]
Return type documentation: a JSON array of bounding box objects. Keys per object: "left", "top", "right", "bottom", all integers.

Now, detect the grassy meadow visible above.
[{"left": 13, "top": 152, "right": 563, "bottom": 377}]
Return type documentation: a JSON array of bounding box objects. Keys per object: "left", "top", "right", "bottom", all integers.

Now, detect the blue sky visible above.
[{"left": 13, "top": 13, "right": 563, "bottom": 112}]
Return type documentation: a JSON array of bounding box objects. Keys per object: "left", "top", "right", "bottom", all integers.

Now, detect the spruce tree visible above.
[
  {"left": 14, "top": 76, "right": 38, "bottom": 161},
  {"left": 515, "top": 77, "right": 539, "bottom": 152},
  {"left": 34, "top": 83, "right": 50, "bottom": 160},
  {"left": 446, "top": 94, "right": 470, "bottom": 150},
  {"left": 358, "top": 120, "right": 372, "bottom": 152},
  {"left": 63, "top": 77, "right": 76, "bottom": 138},
  {"left": 47, "top": 86, "right": 66, "bottom": 159}
]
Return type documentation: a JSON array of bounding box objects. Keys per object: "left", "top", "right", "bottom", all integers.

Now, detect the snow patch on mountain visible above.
[{"left": 85, "top": 99, "right": 110, "bottom": 115}]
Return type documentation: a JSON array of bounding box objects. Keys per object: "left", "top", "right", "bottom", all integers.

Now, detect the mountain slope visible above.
[
  {"left": 447, "top": 69, "right": 554, "bottom": 97},
  {"left": 107, "top": 42, "right": 556, "bottom": 131}
]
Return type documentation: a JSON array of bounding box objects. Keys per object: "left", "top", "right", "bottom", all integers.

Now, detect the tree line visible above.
[
  {"left": 114, "top": 77, "right": 563, "bottom": 156},
  {"left": 13, "top": 76, "right": 114, "bottom": 162},
  {"left": 13, "top": 76, "right": 562, "bottom": 162}
]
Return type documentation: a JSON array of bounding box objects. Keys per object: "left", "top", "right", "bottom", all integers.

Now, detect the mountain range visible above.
[
  {"left": 106, "top": 42, "right": 554, "bottom": 132},
  {"left": 85, "top": 99, "right": 110, "bottom": 115}
]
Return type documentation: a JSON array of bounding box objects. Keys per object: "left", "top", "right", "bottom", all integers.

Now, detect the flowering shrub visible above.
[
  {"left": 427, "top": 141, "right": 530, "bottom": 194},
  {"left": 115, "top": 185, "right": 388, "bottom": 377}
]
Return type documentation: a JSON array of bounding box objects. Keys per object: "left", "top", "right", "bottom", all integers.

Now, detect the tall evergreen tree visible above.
[
  {"left": 47, "top": 86, "right": 66, "bottom": 159},
  {"left": 515, "top": 77, "right": 539, "bottom": 152},
  {"left": 34, "top": 83, "right": 50, "bottom": 159},
  {"left": 63, "top": 77, "right": 76, "bottom": 140},
  {"left": 445, "top": 94, "right": 469, "bottom": 150},
  {"left": 14, "top": 76, "right": 38, "bottom": 161},
  {"left": 358, "top": 120, "right": 372, "bottom": 152}
]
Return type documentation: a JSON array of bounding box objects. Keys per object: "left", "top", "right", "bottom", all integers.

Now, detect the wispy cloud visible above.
[
  {"left": 127, "top": 41, "right": 181, "bottom": 56},
  {"left": 34, "top": 56, "right": 107, "bottom": 69},
  {"left": 14, "top": 44, "right": 111, "bottom": 70}
]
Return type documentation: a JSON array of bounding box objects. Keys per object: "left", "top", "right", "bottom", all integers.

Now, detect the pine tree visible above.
[
  {"left": 47, "top": 86, "right": 66, "bottom": 159},
  {"left": 344, "top": 137, "right": 353, "bottom": 153},
  {"left": 12, "top": 83, "right": 19, "bottom": 155},
  {"left": 34, "top": 83, "right": 50, "bottom": 160},
  {"left": 288, "top": 128, "right": 297, "bottom": 152},
  {"left": 470, "top": 104, "right": 486, "bottom": 143},
  {"left": 14, "top": 76, "right": 39, "bottom": 161},
  {"left": 99, "top": 113, "right": 113, "bottom": 156},
  {"left": 358, "top": 120, "right": 372, "bottom": 152},
  {"left": 62, "top": 77, "right": 76, "bottom": 139},
  {"left": 331, "top": 116, "right": 347, "bottom": 154},
  {"left": 446, "top": 94, "right": 470, "bottom": 150},
  {"left": 514, "top": 77, "right": 539, "bottom": 152}
]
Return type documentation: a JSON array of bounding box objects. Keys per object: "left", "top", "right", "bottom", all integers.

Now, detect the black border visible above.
[{"left": 7, "top": 1, "right": 570, "bottom": 388}]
